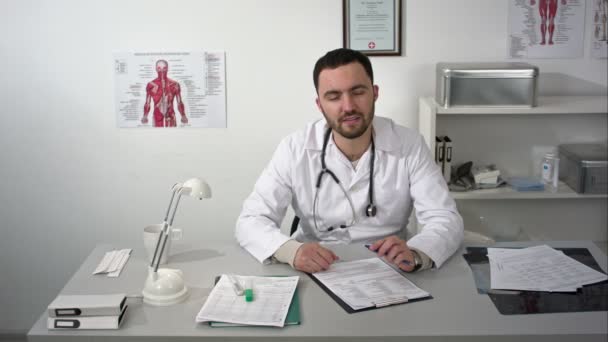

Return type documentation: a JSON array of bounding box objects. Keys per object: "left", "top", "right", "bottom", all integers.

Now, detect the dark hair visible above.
[{"left": 313, "top": 48, "right": 374, "bottom": 92}]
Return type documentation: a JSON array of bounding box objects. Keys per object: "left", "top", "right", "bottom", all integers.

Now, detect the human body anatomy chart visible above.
[
  {"left": 114, "top": 51, "right": 226, "bottom": 128},
  {"left": 508, "top": 0, "right": 586, "bottom": 58},
  {"left": 591, "top": 0, "right": 608, "bottom": 58}
]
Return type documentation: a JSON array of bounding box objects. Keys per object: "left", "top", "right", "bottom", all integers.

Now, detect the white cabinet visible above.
[{"left": 418, "top": 96, "right": 607, "bottom": 243}]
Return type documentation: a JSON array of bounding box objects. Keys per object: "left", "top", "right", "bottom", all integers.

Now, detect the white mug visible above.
[{"left": 143, "top": 224, "right": 182, "bottom": 265}]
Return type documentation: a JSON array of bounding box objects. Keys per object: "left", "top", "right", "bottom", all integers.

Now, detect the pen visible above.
[
  {"left": 226, "top": 274, "right": 244, "bottom": 296},
  {"left": 364, "top": 244, "right": 413, "bottom": 266}
]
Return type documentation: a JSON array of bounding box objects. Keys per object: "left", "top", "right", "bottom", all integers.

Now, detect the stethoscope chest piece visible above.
[{"left": 366, "top": 204, "right": 377, "bottom": 217}]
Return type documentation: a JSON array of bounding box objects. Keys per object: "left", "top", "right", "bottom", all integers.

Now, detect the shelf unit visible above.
[
  {"left": 424, "top": 95, "right": 607, "bottom": 116},
  {"left": 451, "top": 181, "right": 607, "bottom": 200},
  {"left": 417, "top": 95, "right": 608, "bottom": 242}
]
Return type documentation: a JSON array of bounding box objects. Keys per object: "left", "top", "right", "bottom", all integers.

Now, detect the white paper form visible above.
[
  {"left": 312, "top": 258, "right": 429, "bottom": 311},
  {"left": 196, "top": 275, "right": 298, "bottom": 327},
  {"left": 489, "top": 246, "right": 576, "bottom": 291},
  {"left": 488, "top": 245, "right": 608, "bottom": 292},
  {"left": 490, "top": 254, "right": 575, "bottom": 292}
]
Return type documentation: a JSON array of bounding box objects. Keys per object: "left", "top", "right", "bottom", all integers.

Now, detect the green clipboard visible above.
[{"left": 209, "top": 275, "right": 301, "bottom": 327}]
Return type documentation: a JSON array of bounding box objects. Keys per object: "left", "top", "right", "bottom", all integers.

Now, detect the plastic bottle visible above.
[{"left": 541, "top": 152, "right": 560, "bottom": 192}]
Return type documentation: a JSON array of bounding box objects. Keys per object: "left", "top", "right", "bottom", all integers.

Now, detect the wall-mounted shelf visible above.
[
  {"left": 452, "top": 181, "right": 608, "bottom": 200},
  {"left": 433, "top": 95, "right": 607, "bottom": 115}
]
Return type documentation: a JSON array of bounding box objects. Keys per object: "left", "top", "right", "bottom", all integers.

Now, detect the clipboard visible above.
[{"left": 307, "top": 258, "right": 433, "bottom": 314}]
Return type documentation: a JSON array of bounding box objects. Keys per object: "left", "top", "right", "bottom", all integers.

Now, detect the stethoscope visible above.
[{"left": 313, "top": 127, "right": 377, "bottom": 232}]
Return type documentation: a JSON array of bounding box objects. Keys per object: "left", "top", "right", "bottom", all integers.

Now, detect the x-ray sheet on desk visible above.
[
  {"left": 488, "top": 245, "right": 607, "bottom": 292},
  {"left": 463, "top": 246, "right": 608, "bottom": 315}
]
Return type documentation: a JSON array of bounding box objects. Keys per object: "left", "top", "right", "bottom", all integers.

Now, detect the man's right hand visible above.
[
  {"left": 141, "top": 116, "right": 148, "bottom": 124},
  {"left": 293, "top": 243, "right": 339, "bottom": 273}
]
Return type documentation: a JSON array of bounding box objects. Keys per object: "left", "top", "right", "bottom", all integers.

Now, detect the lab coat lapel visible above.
[
  {"left": 325, "top": 143, "right": 353, "bottom": 187},
  {"left": 349, "top": 147, "right": 372, "bottom": 189}
]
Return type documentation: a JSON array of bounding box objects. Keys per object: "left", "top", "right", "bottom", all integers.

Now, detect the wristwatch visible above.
[{"left": 411, "top": 250, "right": 423, "bottom": 272}]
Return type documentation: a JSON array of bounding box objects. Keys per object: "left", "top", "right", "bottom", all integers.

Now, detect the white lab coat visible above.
[{"left": 236, "top": 116, "right": 463, "bottom": 267}]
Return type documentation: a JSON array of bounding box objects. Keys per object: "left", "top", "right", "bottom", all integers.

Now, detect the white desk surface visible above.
[{"left": 28, "top": 240, "right": 608, "bottom": 342}]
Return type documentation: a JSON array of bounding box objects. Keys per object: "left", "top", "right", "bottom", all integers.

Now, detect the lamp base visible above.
[{"left": 142, "top": 267, "right": 189, "bottom": 306}]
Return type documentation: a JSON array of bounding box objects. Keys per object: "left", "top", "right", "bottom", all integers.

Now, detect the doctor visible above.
[{"left": 236, "top": 48, "right": 463, "bottom": 273}]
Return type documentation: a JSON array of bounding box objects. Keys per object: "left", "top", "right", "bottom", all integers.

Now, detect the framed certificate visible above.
[{"left": 343, "top": 0, "right": 403, "bottom": 56}]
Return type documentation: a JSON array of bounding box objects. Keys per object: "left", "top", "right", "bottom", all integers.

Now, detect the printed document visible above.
[
  {"left": 196, "top": 275, "right": 298, "bottom": 327},
  {"left": 312, "top": 258, "right": 429, "bottom": 310},
  {"left": 488, "top": 245, "right": 608, "bottom": 292}
]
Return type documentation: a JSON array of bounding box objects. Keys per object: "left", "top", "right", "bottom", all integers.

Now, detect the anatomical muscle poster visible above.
[{"left": 114, "top": 51, "right": 226, "bottom": 128}]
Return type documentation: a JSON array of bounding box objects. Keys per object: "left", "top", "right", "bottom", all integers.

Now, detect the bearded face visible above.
[{"left": 315, "top": 62, "right": 378, "bottom": 140}]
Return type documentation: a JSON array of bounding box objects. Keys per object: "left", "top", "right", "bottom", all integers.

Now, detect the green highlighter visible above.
[
  {"left": 227, "top": 274, "right": 254, "bottom": 302},
  {"left": 244, "top": 277, "right": 254, "bottom": 302},
  {"left": 244, "top": 288, "right": 254, "bottom": 302}
]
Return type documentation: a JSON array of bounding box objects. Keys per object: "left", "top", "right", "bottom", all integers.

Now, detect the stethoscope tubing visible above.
[{"left": 312, "top": 127, "right": 376, "bottom": 232}]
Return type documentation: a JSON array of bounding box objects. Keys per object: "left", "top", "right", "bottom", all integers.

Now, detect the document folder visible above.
[
  {"left": 442, "top": 136, "right": 453, "bottom": 183},
  {"left": 47, "top": 294, "right": 127, "bottom": 317},
  {"left": 208, "top": 276, "right": 301, "bottom": 327},
  {"left": 47, "top": 306, "right": 127, "bottom": 330},
  {"left": 435, "top": 136, "right": 444, "bottom": 166}
]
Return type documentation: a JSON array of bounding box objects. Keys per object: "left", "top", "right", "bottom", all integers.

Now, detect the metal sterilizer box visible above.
[
  {"left": 435, "top": 62, "right": 539, "bottom": 108},
  {"left": 559, "top": 143, "right": 608, "bottom": 194}
]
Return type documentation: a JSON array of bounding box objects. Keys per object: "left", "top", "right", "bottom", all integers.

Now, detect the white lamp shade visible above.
[{"left": 182, "top": 178, "right": 212, "bottom": 199}]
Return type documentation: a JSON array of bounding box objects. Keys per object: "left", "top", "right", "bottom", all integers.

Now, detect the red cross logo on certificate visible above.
[{"left": 368, "top": 41, "right": 376, "bottom": 49}]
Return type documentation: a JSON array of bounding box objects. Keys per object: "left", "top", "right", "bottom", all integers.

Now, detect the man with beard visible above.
[{"left": 236, "top": 48, "right": 463, "bottom": 273}]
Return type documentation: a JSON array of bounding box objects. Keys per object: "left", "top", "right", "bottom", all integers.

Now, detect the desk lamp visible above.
[{"left": 142, "top": 177, "right": 212, "bottom": 306}]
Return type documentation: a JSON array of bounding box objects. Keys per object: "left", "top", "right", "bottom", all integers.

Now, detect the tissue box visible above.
[
  {"left": 436, "top": 62, "right": 539, "bottom": 108},
  {"left": 559, "top": 144, "right": 608, "bottom": 194}
]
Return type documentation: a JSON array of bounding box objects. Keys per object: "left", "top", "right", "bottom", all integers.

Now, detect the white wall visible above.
[{"left": 0, "top": 0, "right": 606, "bottom": 335}]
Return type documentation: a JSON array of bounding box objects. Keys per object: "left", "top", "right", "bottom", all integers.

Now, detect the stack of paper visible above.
[
  {"left": 488, "top": 245, "right": 608, "bottom": 292},
  {"left": 196, "top": 275, "right": 299, "bottom": 327}
]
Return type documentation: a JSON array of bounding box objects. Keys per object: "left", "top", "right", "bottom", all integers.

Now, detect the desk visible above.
[{"left": 28, "top": 241, "right": 608, "bottom": 342}]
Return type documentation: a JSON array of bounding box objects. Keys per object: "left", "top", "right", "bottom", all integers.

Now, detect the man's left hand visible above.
[{"left": 368, "top": 235, "right": 415, "bottom": 272}]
